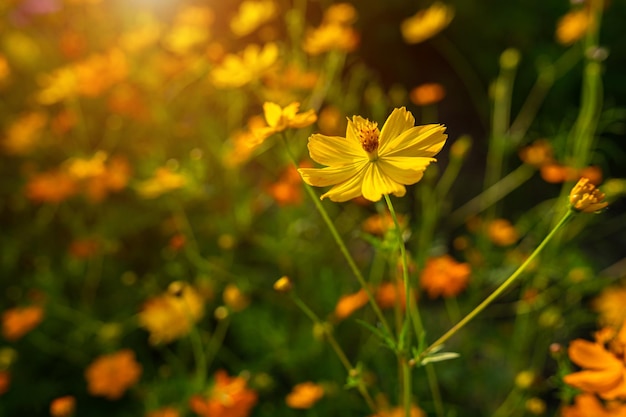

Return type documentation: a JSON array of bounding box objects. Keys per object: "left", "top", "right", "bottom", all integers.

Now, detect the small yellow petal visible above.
[
  {"left": 263, "top": 102, "right": 283, "bottom": 128},
  {"left": 289, "top": 109, "right": 318, "bottom": 128}
]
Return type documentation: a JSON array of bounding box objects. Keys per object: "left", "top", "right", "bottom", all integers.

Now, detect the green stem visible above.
[
  {"left": 280, "top": 135, "right": 394, "bottom": 339},
  {"left": 420, "top": 209, "right": 574, "bottom": 359},
  {"left": 291, "top": 292, "right": 378, "bottom": 413}
]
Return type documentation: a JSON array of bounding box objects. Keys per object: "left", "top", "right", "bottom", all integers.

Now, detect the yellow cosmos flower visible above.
[
  {"left": 569, "top": 177, "right": 608, "bottom": 213},
  {"left": 401, "top": 2, "right": 454, "bottom": 44},
  {"left": 230, "top": 0, "right": 277, "bottom": 37},
  {"left": 299, "top": 107, "right": 447, "bottom": 202},
  {"left": 252, "top": 102, "right": 317, "bottom": 143},
  {"left": 210, "top": 43, "right": 279, "bottom": 88}
]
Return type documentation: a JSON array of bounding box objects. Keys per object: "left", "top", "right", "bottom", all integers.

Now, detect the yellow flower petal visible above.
[
  {"left": 379, "top": 107, "right": 415, "bottom": 146},
  {"left": 299, "top": 162, "right": 366, "bottom": 187},
  {"left": 289, "top": 109, "right": 318, "bottom": 128},
  {"left": 361, "top": 163, "right": 406, "bottom": 201},
  {"left": 263, "top": 102, "right": 283, "bottom": 128},
  {"left": 382, "top": 124, "right": 447, "bottom": 157},
  {"left": 379, "top": 156, "right": 434, "bottom": 184},
  {"left": 320, "top": 168, "right": 368, "bottom": 202},
  {"left": 568, "top": 339, "right": 621, "bottom": 370},
  {"left": 307, "top": 133, "right": 364, "bottom": 166}
]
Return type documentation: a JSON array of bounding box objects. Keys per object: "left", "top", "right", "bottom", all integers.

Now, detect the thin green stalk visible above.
[
  {"left": 291, "top": 292, "right": 378, "bottom": 413},
  {"left": 280, "top": 135, "right": 393, "bottom": 339},
  {"left": 420, "top": 209, "right": 574, "bottom": 359}
]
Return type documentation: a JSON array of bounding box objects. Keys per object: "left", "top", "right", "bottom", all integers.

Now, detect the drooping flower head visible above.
[{"left": 299, "top": 107, "right": 447, "bottom": 202}]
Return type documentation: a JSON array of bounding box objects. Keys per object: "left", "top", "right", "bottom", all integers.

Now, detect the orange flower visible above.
[
  {"left": 556, "top": 9, "right": 592, "bottom": 45},
  {"left": 189, "top": 370, "right": 258, "bottom": 417},
  {"left": 25, "top": 169, "right": 78, "bottom": 203},
  {"left": 84, "top": 349, "right": 142, "bottom": 400},
  {"left": 0, "top": 371, "right": 9, "bottom": 395},
  {"left": 569, "top": 177, "right": 608, "bottom": 213},
  {"left": 267, "top": 164, "right": 306, "bottom": 206},
  {"left": 419, "top": 255, "right": 471, "bottom": 299},
  {"left": 409, "top": 83, "right": 446, "bottom": 106},
  {"left": 370, "top": 405, "right": 426, "bottom": 417},
  {"left": 50, "top": 395, "right": 76, "bottom": 417},
  {"left": 223, "top": 284, "right": 250, "bottom": 312},
  {"left": 2, "top": 111, "right": 47, "bottom": 155},
  {"left": 333, "top": 289, "right": 369, "bottom": 321},
  {"left": 376, "top": 281, "right": 412, "bottom": 310},
  {"left": 145, "top": 406, "right": 181, "bottom": 417},
  {"left": 285, "top": 382, "right": 325, "bottom": 409},
  {"left": 138, "top": 283, "right": 205, "bottom": 345},
  {"left": 563, "top": 323, "right": 626, "bottom": 400},
  {"left": 561, "top": 393, "right": 626, "bottom": 417},
  {"left": 401, "top": 2, "right": 454, "bottom": 44},
  {"left": 487, "top": 218, "right": 519, "bottom": 246},
  {"left": 362, "top": 212, "right": 406, "bottom": 236},
  {"left": 540, "top": 163, "right": 578, "bottom": 183},
  {"left": 303, "top": 23, "right": 359, "bottom": 55},
  {"left": 69, "top": 238, "right": 101, "bottom": 259},
  {"left": 2, "top": 305, "right": 44, "bottom": 341},
  {"left": 518, "top": 139, "right": 554, "bottom": 167}
]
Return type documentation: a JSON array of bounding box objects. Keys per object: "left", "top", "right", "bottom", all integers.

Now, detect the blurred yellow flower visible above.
[
  {"left": 50, "top": 395, "right": 75, "bottom": 417},
  {"left": 419, "top": 255, "right": 471, "bottom": 299},
  {"left": 593, "top": 286, "right": 626, "bottom": 328},
  {"left": 401, "top": 2, "right": 454, "bottom": 44},
  {"left": 119, "top": 13, "right": 162, "bottom": 53},
  {"left": 84, "top": 349, "right": 142, "bottom": 400},
  {"left": 333, "top": 289, "right": 368, "bottom": 321},
  {"left": 2, "top": 111, "right": 47, "bottom": 155},
  {"left": 223, "top": 115, "right": 268, "bottom": 167},
  {"left": 230, "top": 0, "right": 276, "bottom": 37},
  {"left": 138, "top": 282, "right": 205, "bottom": 345},
  {"left": 569, "top": 177, "right": 607, "bottom": 213},
  {"left": 323, "top": 3, "right": 357, "bottom": 25},
  {"left": 252, "top": 101, "right": 317, "bottom": 143},
  {"left": 369, "top": 405, "right": 426, "bottom": 417},
  {"left": 164, "top": 6, "right": 214, "bottom": 55},
  {"left": 189, "top": 370, "right": 258, "bottom": 417},
  {"left": 37, "top": 49, "right": 128, "bottom": 104},
  {"left": 66, "top": 151, "right": 108, "bottom": 180},
  {"left": 299, "top": 107, "right": 447, "bottom": 202},
  {"left": 223, "top": 284, "right": 250, "bottom": 312},
  {"left": 211, "top": 43, "right": 279, "bottom": 88},
  {"left": 2, "top": 305, "right": 44, "bottom": 341},
  {"left": 285, "top": 382, "right": 325, "bottom": 409},
  {"left": 136, "top": 166, "right": 187, "bottom": 199},
  {"left": 303, "top": 23, "right": 359, "bottom": 56},
  {"left": 556, "top": 9, "right": 591, "bottom": 45}
]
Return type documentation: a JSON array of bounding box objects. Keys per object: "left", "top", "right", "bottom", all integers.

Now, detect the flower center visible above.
[{"left": 356, "top": 119, "right": 380, "bottom": 158}]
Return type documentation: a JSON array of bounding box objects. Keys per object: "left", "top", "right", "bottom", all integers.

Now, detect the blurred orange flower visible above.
[
  {"left": 163, "top": 6, "right": 214, "bottom": 55},
  {"left": 285, "top": 382, "right": 325, "bottom": 409},
  {"left": 317, "top": 105, "right": 345, "bottom": 136},
  {"left": 0, "top": 371, "right": 9, "bottom": 395},
  {"left": 487, "top": 218, "right": 519, "bottom": 246},
  {"left": 136, "top": 166, "right": 187, "bottom": 199},
  {"left": 419, "top": 255, "right": 471, "bottom": 299},
  {"left": 518, "top": 139, "right": 554, "bottom": 167},
  {"left": 0, "top": 54, "right": 9, "bottom": 83},
  {"left": 563, "top": 320, "right": 626, "bottom": 400},
  {"left": 303, "top": 23, "right": 359, "bottom": 56},
  {"left": 2, "top": 305, "right": 44, "bottom": 341},
  {"left": 370, "top": 404, "right": 426, "bottom": 417},
  {"left": 561, "top": 392, "right": 626, "bottom": 417},
  {"left": 376, "top": 281, "right": 412, "bottom": 310},
  {"left": 26, "top": 169, "right": 78, "bottom": 203},
  {"left": 556, "top": 9, "right": 591, "bottom": 45},
  {"left": 223, "top": 284, "right": 250, "bottom": 312},
  {"left": 362, "top": 211, "right": 406, "bottom": 236},
  {"left": 401, "top": 2, "right": 454, "bottom": 44},
  {"left": 211, "top": 43, "right": 279, "bottom": 88},
  {"left": 145, "top": 406, "right": 180, "bottom": 417},
  {"left": 267, "top": 164, "right": 306, "bottom": 206},
  {"left": 2, "top": 111, "right": 47, "bottom": 155},
  {"left": 84, "top": 349, "right": 142, "bottom": 400},
  {"left": 50, "top": 395, "right": 76, "bottom": 417},
  {"left": 409, "top": 83, "right": 446, "bottom": 106},
  {"left": 69, "top": 238, "right": 101, "bottom": 259},
  {"left": 333, "top": 289, "right": 369, "bottom": 321},
  {"left": 230, "top": 0, "right": 276, "bottom": 37},
  {"left": 138, "top": 283, "right": 205, "bottom": 345},
  {"left": 189, "top": 370, "right": 258, "bottom": 417}
]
